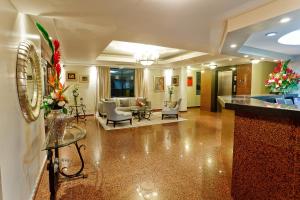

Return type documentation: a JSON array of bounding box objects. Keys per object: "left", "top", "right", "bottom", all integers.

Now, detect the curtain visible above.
[
  {"left": 135, "top": 68, "right": 146, "bottom": 97},
  {"left": 97, "top": 66, "right": 111, "bottom": 100}
]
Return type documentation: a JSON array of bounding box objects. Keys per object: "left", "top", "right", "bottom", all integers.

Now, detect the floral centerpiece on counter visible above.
[
  {"left": 36, "top": 22, "right": 69, "bottom": 116},
  {"left": 265, "top": 60, "right": 300, "bottom": 94}
]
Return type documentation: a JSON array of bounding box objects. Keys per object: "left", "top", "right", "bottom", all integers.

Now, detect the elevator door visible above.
[{"left": 218, "top": 71, "right": 233, "bottom": 96}]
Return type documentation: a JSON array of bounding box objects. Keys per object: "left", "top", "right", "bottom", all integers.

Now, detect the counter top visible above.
[{"left": 218, "top": 95, "right": 300, "bottom": 115}]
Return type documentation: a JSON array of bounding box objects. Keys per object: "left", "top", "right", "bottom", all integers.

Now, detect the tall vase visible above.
[{"left": 47, "top": 109, "right": 70, "bottom": 141}]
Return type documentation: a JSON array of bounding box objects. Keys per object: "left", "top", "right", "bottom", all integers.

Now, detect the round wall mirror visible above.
[{"left": 16, "top": 40, "right": 43, "bottom": 122}]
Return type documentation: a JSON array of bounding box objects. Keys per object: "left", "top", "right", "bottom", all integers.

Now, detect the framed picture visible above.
[
  {"left": 154, "top": 76, "right": 165, "bottom": 92},
  {"left": 79, "top": 75, "right": 89, "bottom": 83},
  {"left": 66, "top": 72, "right": 78, "bottom": 81},
  {"left": 171, "top": 75, "right": 179, "bottom": 86},
  {"left": 187, "top": 76, "right": 193, "bottom": 87}
]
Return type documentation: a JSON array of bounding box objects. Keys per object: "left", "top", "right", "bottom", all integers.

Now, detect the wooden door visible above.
[{"left": 236, "top": 64, "right": 252, "bottom": 95}]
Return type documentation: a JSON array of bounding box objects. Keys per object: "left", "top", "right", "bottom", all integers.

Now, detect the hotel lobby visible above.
[{"left": 0, "top": 0, "right": 300, "bottom": 200}]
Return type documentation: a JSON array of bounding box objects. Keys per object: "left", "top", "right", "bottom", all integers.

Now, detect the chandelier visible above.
[{"left": 134, "top": 51, "right": 159, "bottom": 66}]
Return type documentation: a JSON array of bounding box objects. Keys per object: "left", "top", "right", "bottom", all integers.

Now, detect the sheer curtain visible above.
[
  {"left": 97, "top": 66, "right": 111, "bottom": 100},
  {"left": 135, "top": 68, "right": 146, "bottom": 97}
]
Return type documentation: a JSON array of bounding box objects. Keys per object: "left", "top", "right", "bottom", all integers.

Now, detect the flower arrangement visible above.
[
  {"left": 36, "top": 22, "right": 69, "bottom": 115},
  {"left": 168, "top": 85, "right": 174, "bottom": 101},
  {"left": 265, "top": 60, "right": 300, "bottom": 94}
]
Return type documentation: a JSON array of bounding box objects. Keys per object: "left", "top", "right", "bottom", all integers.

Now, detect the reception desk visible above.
[{"left": 218, "top": 95, "right": 300, "bottom": 200}]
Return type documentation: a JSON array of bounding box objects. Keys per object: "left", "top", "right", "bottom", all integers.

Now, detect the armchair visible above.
[
  {"left": 162, "top": 98, "right": 182, "bottom": 120},
  {"left": 103, "top": 101, "right": 132, "bottom": 127}
]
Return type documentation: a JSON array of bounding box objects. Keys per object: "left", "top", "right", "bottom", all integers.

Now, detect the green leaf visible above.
[
  {"left": 62, "top": 85, "right": 71, "bottom": 93},
  {"left": 62, "top": 107, "right": 68, "bottom": 114},
  {"left": 35, "top": 22, "right": 54, "bottom": 56}
]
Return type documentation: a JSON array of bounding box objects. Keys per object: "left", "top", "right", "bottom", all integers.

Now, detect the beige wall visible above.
[
  {"left": 145, "top": 68, "right": 187, "bottom": 110},
  {"left": 251, "top": 61, "right": 276, "bottom": 95},
  {"left": 186, "top": 69, "right": 201, "bottom": 107},
  {"left": 63, "top": 65, "right": 98, "bottom": 114},
  {"left": 0, "top": 1, "right": 46, "bottom": 200}
]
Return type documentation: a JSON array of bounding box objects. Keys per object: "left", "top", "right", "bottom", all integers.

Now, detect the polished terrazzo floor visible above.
[{"left": 35, "top": 108, "right": 234, "bottom": 200}]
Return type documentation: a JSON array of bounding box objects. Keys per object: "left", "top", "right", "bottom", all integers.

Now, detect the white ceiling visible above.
[
  {"left": 10, "top": 0, "right": 273, "bottom": 66},
  {"left": 244, "top": 13, "right": 300, "bottom": 56},
  {"left": 101, "top": 41, "right": 188, "bottom": 58},
  {"left": 221, "top": 3, "right": 300, "bottom": 61}
]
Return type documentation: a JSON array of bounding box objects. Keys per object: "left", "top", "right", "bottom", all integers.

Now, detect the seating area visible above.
[{"left": 99, "top": 97, "right": 183, "bottom": 128}]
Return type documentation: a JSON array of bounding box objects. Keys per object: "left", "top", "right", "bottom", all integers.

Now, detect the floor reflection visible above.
[{"left": 35, "top": 108, "right": 234, "bottom": 200}]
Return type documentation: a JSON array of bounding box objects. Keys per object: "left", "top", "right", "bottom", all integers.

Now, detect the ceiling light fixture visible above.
[
  {"left": 261, "top": 57, "right": 265, "bottom": 60},
  {"left": 273, "top": 59, "right": 279, "bottom": 62},
  {"left": 230, "top": 44, "right": 237, "bottom": 48},
  {"left": 251, "top": 59, "right": 260, "bottom": 64},
  {"left": 278, "top": 29, "right": 300, "bottom": 45},
  {"left": 280, "top": 17, "right": 291, "bottom": 23},
  {"left": 135, "top": 51, "right": 159, "bottom": 66},
  {"left": 209, "top": 63, "right": 217, "bottom": 69},
  {"left": 229, "top": 58, "right": 233, "bottom": 61},
  {"left": 265, "top": 32, "right": 277, "bottom": 37},
  {"left": 244, "top": 55, "right": 249, "bottom": 58}
]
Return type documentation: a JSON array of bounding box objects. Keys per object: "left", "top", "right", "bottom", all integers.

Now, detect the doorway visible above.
[{"left": 218, "top": 71, "right": 233, "bottom": 96}]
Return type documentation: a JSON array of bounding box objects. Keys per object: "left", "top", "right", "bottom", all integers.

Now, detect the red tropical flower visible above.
[
  {"left": 53, "top": 39, "right": 60, "bottom": 51},
  {"left": 55, "top": 63, "right": 61, "bottom": 78},
  {"left": 53, "top": 50, "right": 60, "bottom": 65}
]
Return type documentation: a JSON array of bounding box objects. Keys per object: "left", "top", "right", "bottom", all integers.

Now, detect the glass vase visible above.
[{"left": 47, "top": 109, "right": 72, "bottom": 141}]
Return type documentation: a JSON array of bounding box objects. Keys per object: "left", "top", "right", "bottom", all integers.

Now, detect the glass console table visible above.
[
  {"left": 43, "top": 124, "right": 87, "bottom": 200},
  {"left": 69, "top": 104, "right": 86, "bottom": 123}
]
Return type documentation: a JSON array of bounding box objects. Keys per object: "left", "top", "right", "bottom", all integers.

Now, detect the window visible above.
[{"left": 110, "top": 68, "right": 135, "bottom": 97}]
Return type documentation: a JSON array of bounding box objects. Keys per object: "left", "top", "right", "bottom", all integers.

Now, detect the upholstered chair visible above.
[
  {"left": 162, "top": 98, "right": 182, "bottom": 120},
  {"left": 103, "top": 101, "right": 132, "bottom": 127}
]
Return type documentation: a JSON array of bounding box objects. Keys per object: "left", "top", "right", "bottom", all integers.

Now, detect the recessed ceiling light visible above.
[
  {"left": 244, "top": 55, "right": 249, "bottom": 58},
  {"left": 210, "top": 65, "right": 217, "bottom": 69},
  {"left": 265, "top": 32, "right": 277, "bottom": 37},
  {"left": 230, "top": 44, "right": 237, "bottom": 48},
  {"left": 251, "top": 59, "right": 260, "bottom": 64},
  {"left": 278, "top": 29, "right": 300, "bottom": 45},
  {"left": 273, "top": 59, "right": 279, "bottom": 62},
  {"left": 261, "top": 57, "right": 265, "bottom": 60},
  {"left": 280, "top": 17, "right": 291, "bottom": 23},
  {"left": 209, "top": 63, "right": 217, "bottom": 69}
]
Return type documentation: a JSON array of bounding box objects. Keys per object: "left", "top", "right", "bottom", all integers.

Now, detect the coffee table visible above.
[{"left": 130, "top": 106, "right": 152, "bottom": 121}]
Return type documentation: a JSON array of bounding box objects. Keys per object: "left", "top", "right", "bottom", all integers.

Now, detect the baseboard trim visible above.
[
  {"left": 31, "top": 155, "right": 47, "bottom": 200},
  {"left": 187, "top": 106, "right": 200, "bottom": 108}
]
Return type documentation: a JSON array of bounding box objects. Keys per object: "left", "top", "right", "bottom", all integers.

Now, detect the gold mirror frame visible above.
[{"left": 16, "top": 40, "right": 43, "bottom": 122}]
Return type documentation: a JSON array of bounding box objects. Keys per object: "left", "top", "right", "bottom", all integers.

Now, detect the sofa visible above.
[{"left": 98, "top": 97, "right": 151, "bottom": 117}]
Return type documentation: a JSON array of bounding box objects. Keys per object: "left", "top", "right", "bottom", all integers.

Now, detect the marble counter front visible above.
[{"left": 218, "top": 95, "right": 300, "bottom": 200}]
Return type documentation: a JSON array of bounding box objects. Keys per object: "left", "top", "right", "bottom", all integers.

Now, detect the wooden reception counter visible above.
[{"left": 218, "top": 95, "right": 300, "bottom": 200}]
